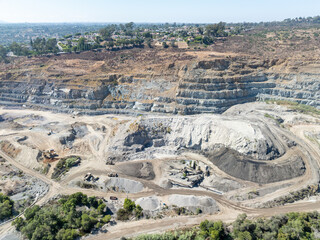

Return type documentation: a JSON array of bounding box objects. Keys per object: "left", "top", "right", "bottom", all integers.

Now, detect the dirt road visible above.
[{"left": 1, "top": 107, "right": 320, "bottom": 239}]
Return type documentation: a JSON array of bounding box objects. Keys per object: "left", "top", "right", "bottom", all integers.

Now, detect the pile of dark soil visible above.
[
  {"left": 118, "top": 162, "right": 155, "bottom": 180},
  {"left": 205, "top": 147, "right": 305, "bottom": 184}
]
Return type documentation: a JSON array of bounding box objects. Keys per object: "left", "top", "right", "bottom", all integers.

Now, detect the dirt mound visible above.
[
  {"left": 59, "top": 122, "right": 88, "bottom": 147},
  {"left": 0, "top": 141, "right": 21, "bottom": 158},
  {"left": 118, "top": 162, "right": 155, "bottom": 180},
  {"left": 105, "top": 177, "right": 144, "bottom": 193},
  {"left": 205, "top": 147, "right": 306, "bottom": 184},
  {"left": 159, "top": 179, "right": 173, "bottom": 189},
  {"left": 168, "top": 194, "right": 219, "bottom": 214},
  {"left": 204, "top": 174, "right": 243, "bottom": 192},
  {"left": 136, "top": 196, "right": 160, "bottom": 211}
]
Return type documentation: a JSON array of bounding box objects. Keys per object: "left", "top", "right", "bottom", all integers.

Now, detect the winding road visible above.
[{"left": 1, "top": 108, "right": 320, "bottom": 239}]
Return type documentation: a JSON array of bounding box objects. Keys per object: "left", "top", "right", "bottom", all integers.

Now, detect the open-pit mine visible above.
[{"left": 0, "top": 48, "right": 320, "bottom": 239}]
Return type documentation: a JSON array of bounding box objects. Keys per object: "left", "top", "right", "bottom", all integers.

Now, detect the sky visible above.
[{"left": 0, "top": 0, "right": 320, "bottom": 23}]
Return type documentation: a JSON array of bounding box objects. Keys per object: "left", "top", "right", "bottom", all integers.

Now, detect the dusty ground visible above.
[{"left": 0, "top": 102, "right": 320, "bottom": 239}]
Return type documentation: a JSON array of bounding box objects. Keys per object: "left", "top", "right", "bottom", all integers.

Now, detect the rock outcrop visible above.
[
  {"left": 0, "top": 51, "right": 319, "bottom": 114},
  {"left": 108, "top": 113, "right": 288, "bottom": 162}
]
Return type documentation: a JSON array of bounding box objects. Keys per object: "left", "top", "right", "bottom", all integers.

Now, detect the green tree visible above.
[
  {"left": 143, "top": 32, "right": 152, "bottom": 38},
  {"left": 30, "top": 225, "right": 54, "bottom": 240},
  {"left": 101, "top": 215, "right": 111, "bottom": 223},
  {"left": 97, "top": 203, "right": 106, "bottom": 214},
  {"left": 237, "top": 231, "right": 252, "bottom": 240},
  {"left": 99, "top": 25, "right": 116, "bottom": 40},
  {"left": 0, "top": 193, "right": 14, "bottom": 221},
  {"left": 81, "top": 214, "right": 97, "bottom": 233},
  {"left": 162, "top": 42, "right": 169, "bottom": 48},
  {"left": 125, "top": 22, "right": 134, "bottom": 30},
  {"left": 198, "top": 27, "right": 204, "bottom": 35},
  {"left": 12, "top": 217, "right": 25, "bottom": 231},
  {"left": 117, "top": 208, "right": 130, "bottom": 221},
  {"left": 64, "top": 210, "right": 81, "bottom": 229},
  {"left": 31, "top": 38, "right": 46, "bottom": 54},
  {"left": 95, "top": 36, "right": 102, "bottom": 44},
  {"left": 0, "top": 200, "right": 13, "bottom": 220},
  {"left": 45, "top": 38, "right": 59, "bottom": 53},
  {"left": 135, "top": 205, "right": 143, "bottom": 218},
  {"left": 209, "top": 221, "right": 226, "bottom": 240},
  {"left": 205, "top": 22, "right": 227, "bottom": 37},
  {"left": 133, "top": 38, "right": 144, "bottom": 47},
  {"left": 88, "top": 196, "right": 99, "bottom": 208},
  {"left": 179, "top": 30, "right": 189, "bottom": 38},
  {"left": 106, "top": 41, "right": 114, "bottom": 49},
  {"left": 56, "top": 229, "right": 79, "bottom": 240},
  {"left": 123, "top": 198, "right": 136, "bottom": 212},
  {"left": 170, "top": 40, "right": 177, "bottom": 48},
  {"left": 145, "top": 38, "right": 153, "bottom": 48},
  {"left": 0, "top": 45, "right": 8, "bottom": 62},
  {"left": 13, "top": 193, "right": 109, "bottom": 239},
  {"left": 9, "top": 42, "right": 30, "bottom": 56}
]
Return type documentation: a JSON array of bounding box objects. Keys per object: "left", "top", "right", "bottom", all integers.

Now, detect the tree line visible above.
[
  {"left": 132, "top": 211, "right": 320, "bottom": 240},
  {"left": 0, "top": 37, "right": 60, "bottom": 62},
  {"left": 5, "top": 190, "right": 320, "bottom": 240},
  {"left": 0, "top": 21, "right": 232, "bottom": 62}
]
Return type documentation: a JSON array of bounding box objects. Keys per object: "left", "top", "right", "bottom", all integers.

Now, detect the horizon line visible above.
[{"left": 0, "top": 15, "right": 318, "bottom": 25}]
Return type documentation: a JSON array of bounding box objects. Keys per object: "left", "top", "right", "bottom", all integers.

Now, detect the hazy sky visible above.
[{"left": 0, "top": 0, "right": 320, "bottom": 23}]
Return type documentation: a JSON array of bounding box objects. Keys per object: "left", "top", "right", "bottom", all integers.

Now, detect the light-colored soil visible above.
[{"left": 0, "top": 103, "right": 320, "bottom": 239}]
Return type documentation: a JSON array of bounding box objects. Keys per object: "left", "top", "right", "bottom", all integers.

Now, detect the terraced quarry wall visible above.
[{"left": 0, "top": 50, "right": 319, "bottom": 114}]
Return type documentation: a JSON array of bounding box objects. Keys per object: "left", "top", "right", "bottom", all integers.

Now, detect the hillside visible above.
[{"left": 0, "top": 47, "right": 319, "bottom": 115}]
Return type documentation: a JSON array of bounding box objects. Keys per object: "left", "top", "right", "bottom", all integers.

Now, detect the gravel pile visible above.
[
  {"left": 105, "top": 177, "right": 144, "bottom": 193},
  {"left": 136, "top": 196, "right": 160, "bottom": 211},
  {"left": 168, "top": 194, "right": 219, "bottom": 214}
]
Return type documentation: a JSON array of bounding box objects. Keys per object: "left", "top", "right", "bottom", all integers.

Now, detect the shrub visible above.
[
  {"left": 162, "top": 42, "right": 169, "bottom": 48},
  {"left": 135, "top": 205, "right": 143, "bottom": 219},
  {"left": 117, "top": 208, "right": 130, "bottom": 221},
  {"left": 118, "top": 198, "right": 144, "bottom": 221},
  {"left": 51, "top": 156, "right": 80, "bottom": 180},
  {"left": 173, "top": 207, "right": 186, "bottom": 215}
]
